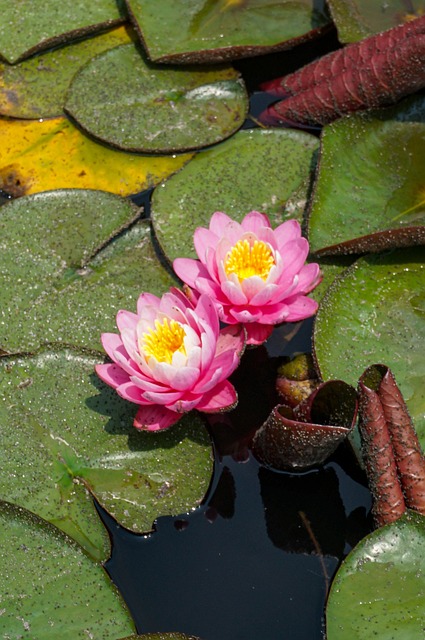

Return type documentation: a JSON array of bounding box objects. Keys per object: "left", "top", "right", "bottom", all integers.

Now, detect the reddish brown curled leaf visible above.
[
  {"left": 377, "top": 366, "right": 425, "bottom": 516},
  {"left": 358, "top": 380, "right": 406, "bottom": 528},
  {"left": 252, "top": 380, "right": 357, "bottom": 471},
  {"left": 260, "top": 16, "right": 425, "bottom": 127}
]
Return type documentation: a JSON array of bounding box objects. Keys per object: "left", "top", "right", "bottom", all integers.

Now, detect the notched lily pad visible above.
[
  {"left": 0, "top": 190, "right": 182, "bottom": 353},
  {"left": 0, "top": 116, "right": 192, "bottom": 198},
  {"left": 307, "top": 111, "right": 425, "bottom": 256},
  {"left": 151, "top": 128, "right": 320, "bottom": 263},
  {"left": 126, "top": 0, "right": 330, "bottom": 63},
  {"left": 327, "top": 0, "right": 425, "bottom": 43},
  {"left": 0, "top": 349, "right": 213, "bottom": 561},
  {"left": 313, "top": 247, "right": 425, "bottom": 449},
  {"left": 0, "top": 0, "right": 124, "bottom": 64},
  {"left": 0, "top": 501, "right": 136, "bottom": 639},
  {"left": 326, "top": 510, "right": 425, "bottom": 639},
  {"left": 0, "top": 26, "right": 133, "bottom": 119},
  {"left": 65, "top": 43, "right": 248, "bottom": 153}
]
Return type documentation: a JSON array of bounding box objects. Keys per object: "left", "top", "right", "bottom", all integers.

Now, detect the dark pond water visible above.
[
  {"left": 102, "top": 30, "right": 373, "bottom": 639},
  {"left": 103, "top": 320, "right": 372, "bottom": 640}
]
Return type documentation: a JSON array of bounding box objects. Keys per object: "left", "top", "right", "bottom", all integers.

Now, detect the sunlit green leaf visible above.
[
  {"left": 0, "top": 349, "right": 213, "bottom": 561},
  {"left": 0, "top": 0, "right": 124, "bottom": 63},
  {"left": 151, "top": 128, "right": 319, "bottom": 262},
  {"left": 327, "top": 511, "right": 425, "bottom": 639},
  {"left": 126, "top": 0, "right": 330, "bottom": 62},
  {"left": 307, "top": 110, "right": 425, "bottom": 256},
  {"left": 313, "top": 248, "right": 425, "bottom": 449},
  {"left": 0, "top": 502, "right": 136, "bottom": 638},
  {"left": 65, "top": 44, "right": 248, "bottom": 153},
  {"left": 0, "top": 117, "right": 192, "bottom": 198}
]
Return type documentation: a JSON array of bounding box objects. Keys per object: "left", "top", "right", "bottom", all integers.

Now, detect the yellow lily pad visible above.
[{"left": 0, "top": 116, "right": 193, "bottom": 197}]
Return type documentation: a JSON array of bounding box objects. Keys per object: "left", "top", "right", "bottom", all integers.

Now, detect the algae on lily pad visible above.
[
  {"left": 0, "top": 0, "right": 124, "bottom": 64},
  {"left": 313, "top": 247, "right": 425, "bottom": 448},
  {"left": 0, "top": 502, "right": 136, "bottom": 639},
  {"left": 0, "top": 26, "right": 133, "bottom": 119},
  {"left": 65, "top": 43, "right": 248, "bottom": 153},
  {"left": 327, "top": 0, "right": 425, "bottom": 43},
  {"left": 0, "top": 117, "right": 192, "bottom": 198},
  {"left": 307, "top": 112, "right": 425, "bottom": 256},
  {"left": 126, "top": 0, "right": 330, "bottom": 62},
  {"left": 0, "top": 349, "right": 213, "bottom": 561},
  {"left": 0, "top": 190, "right": 180, "bottom": 353},
  {"left": 151, "top": 128, "right": 319, "bottom": 263},
  {"left": 326, "top": 511, "right": 425, "bottom": 639}
]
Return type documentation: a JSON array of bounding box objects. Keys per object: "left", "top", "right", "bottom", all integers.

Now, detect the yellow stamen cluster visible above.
[
  {"left": 224, "top": 239, "right": 275, "bottom": 282},
  {"left": 141, "top": 318, "right": 186, "bottom": 364}
]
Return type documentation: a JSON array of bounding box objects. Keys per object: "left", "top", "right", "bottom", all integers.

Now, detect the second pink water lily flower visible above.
[
  {"left": 173, "top": 211, "right": 321, "bottom": 345},
  {"left": 96, "top": 288, "right": 245, "bottom": 431}
]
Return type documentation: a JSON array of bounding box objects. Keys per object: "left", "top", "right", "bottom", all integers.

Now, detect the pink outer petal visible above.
[
  {"left": 173, "top": 257, "right": 210, "bottom": 290},
  {"left": 133, "top": 405, "right": 181, "bottom": 431},
  {"left": 193, "top": 227, "right": 219, "bottom": 262},
  {"left": 141, "top": 389, "right": 184, "bottom": 405},
  {"left": 194, "top": 276, "right": 226, "bottom": 302},
  {"left": 281, "top": 238, "right": 309, "bottom": 276},
  {"left": 274, "top": 219, "right": 301, "bottom": 248},
  {"left": 101, "top": 333, "right": 124, "bottom": 362},
  {"left": 209, "top": 211, "right": 234, "bottom": 236},
  {"left": 116, "top": 381, "right": 152, "bottom": 405},
  {"left": 136, "top": 292, "right": 161, "bottom": 315},
  {"left": 194, "top": 295, "right": 220, "bottom": 339},
  {"left": 196, "top": 380, "right": 238, "bottom": 412},
  {"left": 293, "top": 262, "right": 322, "bottom": 294},
  {"left": 116, "top": 310, "right": 139, "bottom": 333},
  {"left": 229, "top": 307, "right": 263, "bottom": 323},
  {"left": 249, "top": 283, "right": 279, "bottom": 306},
  {"left": 245, "top": 323, "right": 274, "bottom": 345},
  {"left": 284, "top": 295, "right": 318, "bottom": 322},
  {"left": 221, "top": 279, "right": 248, "bottom": 305},
  {"left": 240, "top": 210, "right": 271, "bottom": 234},
  {"left": 95, "top": 363, "right": 130, "bottom": 390}
]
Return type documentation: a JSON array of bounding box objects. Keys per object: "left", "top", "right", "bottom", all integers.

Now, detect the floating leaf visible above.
[
  {"left": 0, "top": 26, "right": 133, "bottom": 119},
  {"left": 126, "top": 0, "right": 330, "bottom": 63},
  {"left": 0, "top": 190, "right": 179, "bottom": 354},
  {"left": 326, "top": 510, "right": 425, "bottom": 639},
  {"left": 327, "top": 0, "right": 425, "bottom": 43},
  {"left": 0, "top": 502, "right": 136, "bottom": 639},
  {"left": 65, "top": 44, "right": 248, "bottom": 153},
  {"left": 151, "top": 128, "right": 319, "bottom": 262},
  {"left": 0, "top": 117, "right": 192, "bottom": 198},
  {"left": 313, "top": 248, "right": 425, "bottom": 449},
  {"left": 0, "top": 349, "right": 213, "bottom": 560},
  {"left": 0, "top": 0, "right": 124, "bottom": 64},
  {"left": 307, "top": 112, "right": 425, "bottom": 255}
]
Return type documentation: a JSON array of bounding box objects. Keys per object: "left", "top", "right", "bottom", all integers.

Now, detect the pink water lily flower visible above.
[
  {"left": 173, "top": 211, "right": 321, "bottom": 345},
  {"left": 95, "top": 288, "right": 245, "bottom": 431}
]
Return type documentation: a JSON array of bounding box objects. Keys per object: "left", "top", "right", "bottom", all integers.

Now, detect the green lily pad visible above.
[
  {"left": 326, "top": 0, "right": 425, "bottom": 42},
  {"left": 0, "top": 26, "right": 133, "bottom": 119},
  {"left": 0, "top": 189, "right": 179, "bottom": 354},
  {"left": 0, "top": 349, "right": 213, "bottom": 561},
  {"left": 307, "top": 111, "right": 425, "bottom": 256},
  {"left": 65, "top": 44, "right": 248, "bottom": 153},
  {"left": 0, "top": 0, "right": 124, "bottom": 64},
  {"left": 126, "top": 0, "right": 330, "bottom": 63},
  {"left": 326, "top": 510, "right": 425, "bottom": 639},
  {"left": 151, "top": 128, "right": 319, "bottom": 263},
  {"left": 313, "top": 247, "right": 425, "bottom": 449},
  {"left": 0, "top": 502, "right": 136, "bottom": 639}
]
